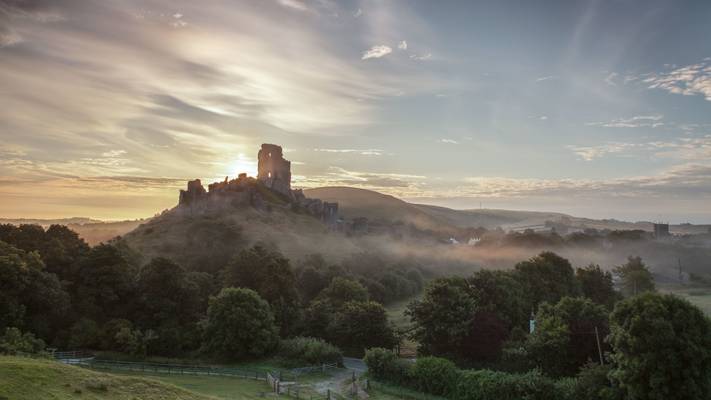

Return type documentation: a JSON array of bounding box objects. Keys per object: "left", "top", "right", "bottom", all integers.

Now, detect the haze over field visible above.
[{"left": 2, "top": 0, "right": 711, "bottom": 222}]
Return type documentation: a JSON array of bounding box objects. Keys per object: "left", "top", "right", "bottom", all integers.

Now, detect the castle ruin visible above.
[
  {"left": 257, "top": 144, "right": 292, "bottom": 197},
  {"left": 178, "top": 143, "right": 338, "bottom": 226}
]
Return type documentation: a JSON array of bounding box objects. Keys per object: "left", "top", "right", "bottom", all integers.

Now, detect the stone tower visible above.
[{"left": 257, "top": 143, "right": 292, "bottom": 197}]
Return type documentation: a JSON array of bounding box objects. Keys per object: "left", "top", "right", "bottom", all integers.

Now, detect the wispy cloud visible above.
[
  {"left": 586, "top": 115, "right": 664, "bottom": 128},
  {"left": 438, "top": 138, "right": 458, "bottom": 144},
  {"left": 398, "top": 40, "right": 407, "bottom": 50},
  {"left": 313, "top": 148, "right": 384, "bottom": 156},
  {"left": 535, "top": 76, "right": 556, "bottom": 82},
  {"left": 410, "top": 53, "right": 432, "bottom": 61},
  {"left": 567, "top": 135, "right": 711, "bottom": 161},
  {"left": 362, "top": 45, "right": 392, "bottom": 60},
  {"left": 604, "top": 72, "right": 618, "bottom": 86},
  {"left": 567, "top": 143, "right": 637, "bottom": 161},
  {"left": 643, "top": 59, "right": 711, "bottom": 101}
]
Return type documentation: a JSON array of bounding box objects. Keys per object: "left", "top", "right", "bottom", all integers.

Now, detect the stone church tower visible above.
[{"left": 257, "top": 143, "right": 292, "bottom": 197}]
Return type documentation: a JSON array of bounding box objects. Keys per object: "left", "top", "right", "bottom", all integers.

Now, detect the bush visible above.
[
  {"left": 364, "top": 348, "right": 412, "bottom": 386},
  {"left": 201, "top": 287, "right": 279, "bottom": 359},
  {"left": 450, "top": 369, "right": 566, "bottom": 400},
  {"left": 0, "top": 327, "right": 46, "bottom": 355},
  {"left": 278, "top": 337, "right": 343, "bottom": 366},
  {"left": 574, "top": 362, "right": 623, "bottom": 400},
  {"left": 409, "top": 357, "right": 459, "bottom": 397}
]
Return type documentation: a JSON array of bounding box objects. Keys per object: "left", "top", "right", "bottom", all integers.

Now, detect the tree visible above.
[
  {"left": 576, "top": 264, "right": 618, "bottom": 308},
  {"left": 328, "top": 301, "right": 397, "bottom": 356},
  {"left": 135, "top": 258, "right": 202, "bottom": 354},
  {"left": 407, "top": 277, "right": 476, "bottom": 358},
  {"left": 467, "top": 269, "right": 529, "bottom": 331},
  {"left": 608, "top": 293, "right": 711, "bottom": 400},
  {"left": 201, "top": 288, "right": 278, "bottom": 359},
  {"left": 317, "top": 277, "right": 369, "bottom": 308},
  {"left": 0, "top": 241, "right": 69, "bottom": 341},
  {"left": 528, "top": 297, "right": 609, "bottom": 376},
  {"left": 514, "top": 252, "right": 579, "bottom": 308},
  {"left": 71, "top": 244, "right": 135, "bottom": 322},
  {"left": 0, "top": 327, "right": 46, "bottom": 355},
  {"left": 224, "top": 246, "right": 301, "bottom": 336},
  {"left": 613, "top": 256, "right": 654, "bottom": 297}
]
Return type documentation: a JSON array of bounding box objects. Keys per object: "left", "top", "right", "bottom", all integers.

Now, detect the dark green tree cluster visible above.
[
  {"left": 408, "top": 252, "right": 622, "bottom": 373},
  {"left": 0, "top": 224, "right": 400, "bottom": 361}
]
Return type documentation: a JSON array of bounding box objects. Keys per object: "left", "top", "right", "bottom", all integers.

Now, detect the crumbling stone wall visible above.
[{"left": 257, "top": 144, "right": 291, "bottom": 198}]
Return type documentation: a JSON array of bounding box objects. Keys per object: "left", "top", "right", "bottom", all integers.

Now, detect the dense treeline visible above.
[
  {"left": 398, "top": 250, "right": 711, "bottom": 399},
  {"left": 0, "top": 223, "right": 409, "bottom": 359}
]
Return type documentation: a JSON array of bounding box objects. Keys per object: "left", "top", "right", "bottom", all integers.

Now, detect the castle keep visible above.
[{"left": 179, "top": 144, "right": 338, "bottom": 225}]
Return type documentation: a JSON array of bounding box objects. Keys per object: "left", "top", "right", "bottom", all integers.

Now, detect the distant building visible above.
[{"left": 654, "top": 223, "right": 670, "bottom": 238}]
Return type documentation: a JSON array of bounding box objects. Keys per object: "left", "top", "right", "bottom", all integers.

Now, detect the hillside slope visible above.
[
  {"left": 303, "top": 187, "right": 445, "bottom": 230},
  {"left": 0, "top": 356, "right": 213, "bottom": 400}
]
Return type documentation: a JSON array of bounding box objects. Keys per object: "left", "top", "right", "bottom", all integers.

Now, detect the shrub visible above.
[
  {"left": 278, "top": 337, "right": 343, "bottom": 366},
  {"left": 574, "top": 362, "right": 623, "bottom": 400},
  {"left": 409, "top": 357, "right": 460, "bottom": 397},
  {"left": 0, "top": 327, "right": 46, "bottom": 355},
  {"left": 363, "top": 348, "right": 412, "bottom": 386},
  {"left": 451, "top": 369, "right": 566, "bottom": 400}
]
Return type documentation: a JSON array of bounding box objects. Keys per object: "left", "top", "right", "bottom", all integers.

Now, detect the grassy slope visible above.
[
  {"left": 108, "top": 371, "right": 271, "bottom": 400},
  {"left": 0, "top": 356, "right": 215, "bottom": 400},
  {"left": 304, "top": 187, "right": 445, "bottom": 230}
]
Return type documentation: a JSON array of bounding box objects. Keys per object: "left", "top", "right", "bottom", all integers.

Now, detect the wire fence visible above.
[{"left": 65, "top": 358, "right": 268, "bottom": 380}]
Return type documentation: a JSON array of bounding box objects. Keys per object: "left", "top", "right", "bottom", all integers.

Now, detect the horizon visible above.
[{"left": 2, "top": 1, "right": 711, "bottom": 223}]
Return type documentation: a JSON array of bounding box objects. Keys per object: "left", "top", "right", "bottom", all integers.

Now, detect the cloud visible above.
[
  {"left": 567, "top": 142, "right": 637, "bottom": 161},
  {"left": 586, "top": 115, "right": 664, "bottom": 128},
  {"left": 353, "top": 8, "right": 362, "bottom": 18},
  {"left": 604, "top": 72, "right": 618, "bottom": 86},
  {"left": 313, "top": 148, "right": 384, "bottom": 155},
  {"left": 277, "top": 0, "right": 309, "bottom": 12},
  {"left": 398, "top": 40, "right": 407, "bottom": 50},
  {"left": 539, "top": 116, "right": 548, "bottom": 121},
  {"left": 362, "top": 45, "right": 392, "bottom": 60},
  {"left": 438, "top": 139, "right": 458, "bottom": 144},
  {"left": 410, "top": 53, "right": 432, "bottom": 61},
  {"left": 643, "top": 60, "right": 711, "bottom": 101},
  {"left": 567, "top": 135, "right": 711, "bottom": 161},
  {"left": 535, "top": 76, "right": 556, "bottom": 82}
]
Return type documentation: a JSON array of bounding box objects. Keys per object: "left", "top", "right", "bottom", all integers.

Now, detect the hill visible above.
[
  {"left": 0, "top": 356, "right": 213, "bottom": 400},
  {"left": 0, "top": 218, "right": 147, "bottom": 245},
  {"left": 303, "top": 187, "right": 444, "bottom": 230}
]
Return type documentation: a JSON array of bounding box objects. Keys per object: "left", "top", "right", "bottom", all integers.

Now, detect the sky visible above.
[{"left": 1, "top": 0, "right": 711, "bottom": 222}]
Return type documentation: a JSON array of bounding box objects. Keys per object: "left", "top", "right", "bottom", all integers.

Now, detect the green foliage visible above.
[
  {"left": 68, "top": 318, "right": 100, "bottom": 349},
  {"left": 0, "top": 327, "right": 46, "bottom": 355},
  {"left": 527, "top": 297, "right": 609, "bottom": 377},
  {"left": 576, "top": 264, "right": 618, "bottom": 308},
  {"left": 201, "top": 287, "right": 278, "bottom": 360},
  {"left": 71, "top": 244, "right": 135, "bottom": 323},
  {"left": 99, "top": 319, "right": 133, "bottom": 351},
  {"left": 608, "top": 292, "right": 711, "bottom": 400},
  {"left": 450, "top": 369, "right": 566, "bottom": 400},
  {"left": 467, "top": 269, "right": 528, "bottom": 330},
  {"left": 317, "top": 277, "right": 369, "bottom": 308},
  {"left": 573, "top": 362, "right": 622, "bottom": 400},
  {"left": 224, "top": 245, "right": 301, "bottom": 336},
  {"left": 328, "top": 301, "right": 397, "bottom": 356},
  {"left": 514, "top": 251, "right": 580, "bottom": 308},
  {"left": 407, "top": 277, "right": 476, "bottom": 358},
  {"left": 613, "top": 256, "right": 655, "bottom": 297},
  {"left": 363, "top": 348, "right": 412, "bottom": 386},
  {"left": 409, "top": 357, "right": 460, "bottom": 397},
  {"left": 114, "top": 327, "right": 157, "bottom": 357},
  {"left": 0, "top": 241, "right": 69, "bottom": 341},
  {"left": 135, "top": 257, "right": 203, "bottom": 355},
  {"left": 277, "top": 336, "right": 343, "bottom": 366}
]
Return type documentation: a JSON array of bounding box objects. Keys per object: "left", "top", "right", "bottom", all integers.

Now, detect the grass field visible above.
[
  {"left": 110, "top": 370, "right": 272, "bottom": 400},
  {"left": 0, "top": 356, "right": 214, "bottom": 400}
]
